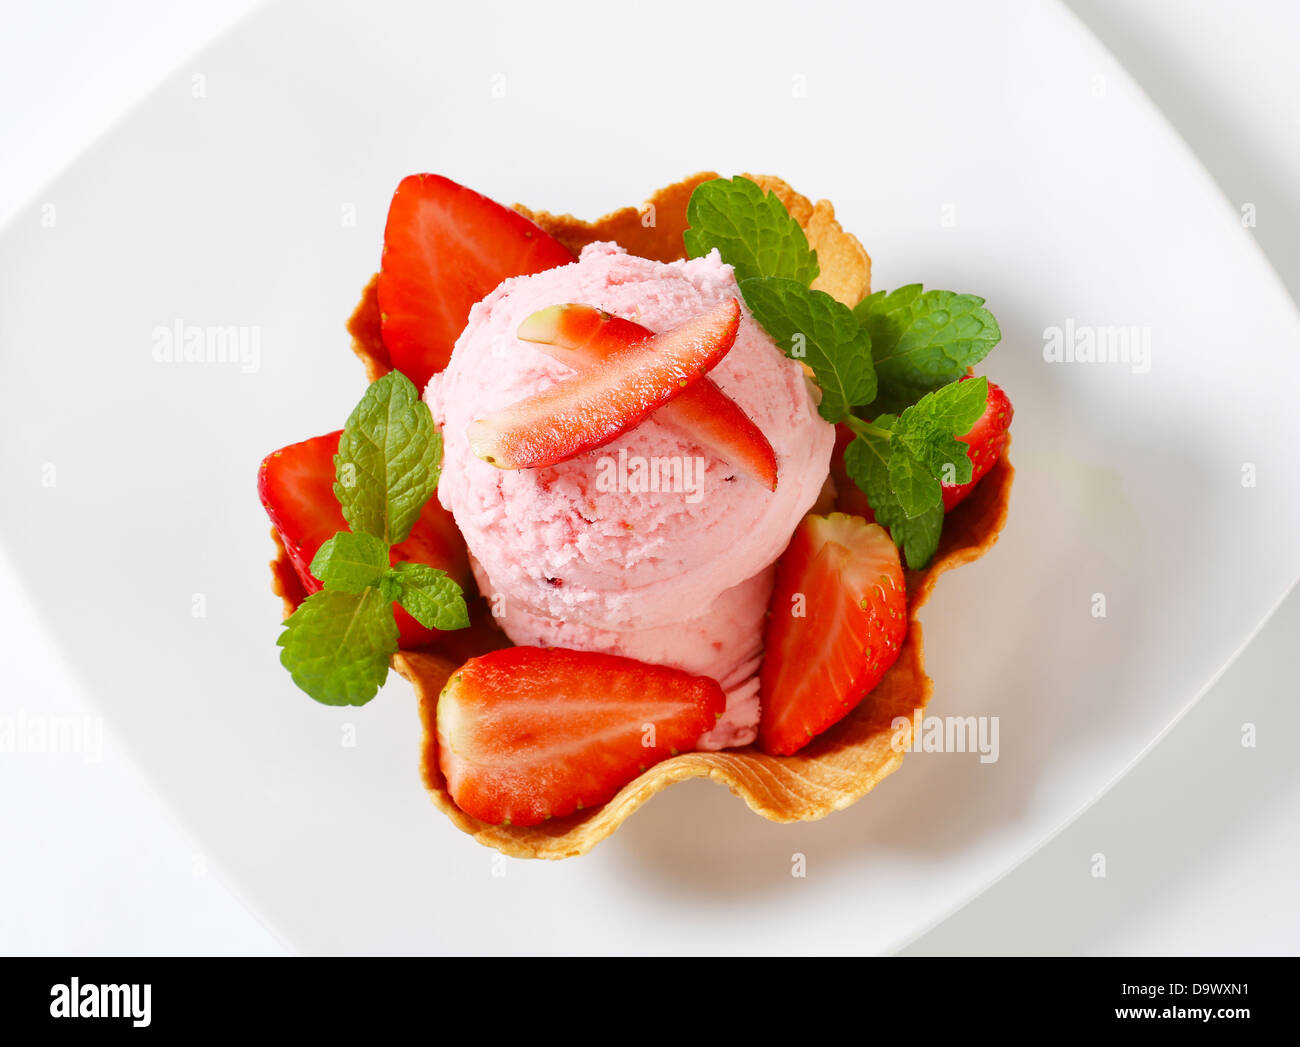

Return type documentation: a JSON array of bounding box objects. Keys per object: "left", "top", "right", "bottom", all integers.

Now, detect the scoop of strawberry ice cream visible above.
[{"left": 427, "top": 242, "right": 834, "bottom": 749}]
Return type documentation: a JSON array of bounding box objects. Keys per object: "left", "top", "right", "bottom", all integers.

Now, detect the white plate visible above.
[{"left": 3, "top": 0, "right": 1297, "bottom": 954}]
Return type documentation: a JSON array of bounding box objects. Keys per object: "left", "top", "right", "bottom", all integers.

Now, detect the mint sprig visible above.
[
  {"left": 683, "top": 176, "right": 1004, "bottom": 570},
  {"left": 854, "top": 285, "right": 1000, "bottom": 414},
  {"left": 278, "top": 589, "right": 399, "bottom": 706},
  {"left": 278, "top": 371, "right": 467, "bottom": 706},
  {"left": 890, "top": 376, "right": 988, "bottom": 486},
  {"left": 388, "top": 562, "right": 470, "bottom": 631},
  {"left": 683, "top": 176, "right": 819, "bottom": 286},
  {"left": 336, "top": 368, "right": 442, "bottom": 545},
  {"left": 310, "top": 531, "right": 390, "bottom": 594},
  {"left": 684, "top": 178, "right": 875, "bottom": 420},
  {"left": 737, "top": 277, "right": 875, "bottom": 420},
  {"left": 886, "top": 448, "right": 941, "bottom": 519},
  {"left": 844, "top": 421, "right": 946, "bottom": 570},
  {"left": 840, "top": 379, "right": 988, "bottom": 568}
]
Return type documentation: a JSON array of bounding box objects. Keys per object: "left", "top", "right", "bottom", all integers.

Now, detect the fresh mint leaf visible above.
[
  {"left": 891, "top": 377, "right": 988, "bottom": 486},
  {"left": 388, "top": 562, "right": 470, "bottom": 631},
  {"left": 891, "top": 418, "right": 973, "bottom": 486},
  {"left": 277, "top": 588, "right": 399, "bottom": 706},
  {"left": 843, "top": 424, "right": 944, "bottom": 569},
  {"left": 854, "top": 286, "right": 1000, "bottom": 411},
  {"left": 901, "top": 373, "right": 989, "bottom": 433},
  {"left": 335, "top": 370, "right": 442, "bottom": 545},
  {"left": 843, "top": 418, "right": 896, "bottom": 510},
  {"left": 891, "top": 501, "right": 944, "bottom": 570},
  {"left": 273, "top": 371, "right": 470, "bottom": 708},
  {"left": 309, "top": 531, "right": 390, "bottom": 594},
  {"left": 887, "top": 450, "right": 942, "bottom": 519},
  {"left": 738, "top": 276, "right": 875, "bottom": 421},
  {"left": 684, "top": 176, "right": 819, "bottom": 286}
]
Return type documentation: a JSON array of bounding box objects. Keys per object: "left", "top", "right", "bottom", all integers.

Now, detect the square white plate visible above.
[{"left": 2, "top": 0, "right": 1297, "bottom": 953}]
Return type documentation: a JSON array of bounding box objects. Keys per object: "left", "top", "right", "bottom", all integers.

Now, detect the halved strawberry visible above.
[
  {"left": 378, "top": 174, "right": 575, "bottom": 391},
  {"left": 942, "top": 377, "right": 1012, "bottom": 511},
  {"left": 437, "top": 646, "right": 726, "bottom": 826},
  {"left": 758, "top": 513, "right": 907, "bottom": 756},
  {"left": 258, "top": 430, "right": 470, "bottom": 648},
  {"left": 517, "top": 303, "right": 777, "bottom": 490},
  {"left": 467, "top": 298, "right": 742, "bottom": 470}
]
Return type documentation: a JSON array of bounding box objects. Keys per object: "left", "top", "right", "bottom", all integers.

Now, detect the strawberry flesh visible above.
[
  {"left": 258, "top": 430, "right": 470, "bottom": 649},
  {"left": 517, "top": 303, "right": 777, "bottom": 489},
  {"left": 467, "top": 298, "right": 742, "bottom": 470},
  {"left": 378, "top": 173, "right": 574, "bottom": 392},
  {"left": 758, "top": 513, "right": 907, "bottom": 756},
  {"left": 437, "top": 646, "right": 726, "bottom": 826}
]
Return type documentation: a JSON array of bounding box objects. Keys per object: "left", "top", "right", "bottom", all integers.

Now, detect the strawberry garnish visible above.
[
  {"left": 258, "top": 430, "right": 470, "bottom": 648},
  {"left": 517, "top": 303, "right": 778, "bottom": 489},
  {"left": 377, "top": 173, "right": 575, "bottom": 391},
  {"left": 941, "top": 377, "right": 1012, "bottom": 511},
  {"left": 467, "top": 297, "right": 742, "bottom": 470},
  {"left": 758, "top": 513, "right": 907, "bottom": 756},
  {"left": 437, "top": 646, "right": 726, "bottom": 826}
]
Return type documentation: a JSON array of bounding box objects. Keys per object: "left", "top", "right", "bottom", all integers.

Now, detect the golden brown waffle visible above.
[{"left": 268, "top": 173, "right": 1013, "bottom": 859}]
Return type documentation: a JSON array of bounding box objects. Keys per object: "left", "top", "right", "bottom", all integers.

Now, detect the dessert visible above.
[
  {"left": 431, "top": 248, "right": 834, "bottom": 751},
  {"left": 261, "top": 171, "right": 1014, "bottom": 858}
]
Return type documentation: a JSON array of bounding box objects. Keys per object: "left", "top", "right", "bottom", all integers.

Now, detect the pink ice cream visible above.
[{"left": 427, "top": 242, "right": 834, "bottom": 749}]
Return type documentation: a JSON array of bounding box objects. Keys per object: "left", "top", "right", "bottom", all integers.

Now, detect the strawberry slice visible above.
[
  {"left": 941, "top": 377, "right": 1013, "bottom": 511},
  {"left": 758, "top": 513, "right": 907, "bottom": 756},
  {"left": 378, "top": 173, "right": 575, "bottom": 391},
  {"left": 437, "top": 646, "right": 726, "bottom": 826},
  {"left": 830, "top": 378, "right": 1014, "bottom": 518},
  {"left": 467, "top": 298, "right": 742, "bottom": 470},
  {"left": 258, "top": 430, "right": 470, "bottom": 649},
  {"left": 516, "top": 303, "right": 777, "bottom": 490}
]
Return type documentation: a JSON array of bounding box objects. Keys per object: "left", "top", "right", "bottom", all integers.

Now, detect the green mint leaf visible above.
[
  {"left": 854, "top": 286, "right": 1000, "bottom": 411},
  {"left": 335, "top": 370, "right": 442, "bottom": 545},
  {"left": 683, "top": 176, "right": 819, "bottom": 286},
  {"left": 902, "top": 373, "right": 990, "bottom": 432},
  {"left": 388, "top": 562, "right": 470, "bottom": 631},
  {"left": 277, "top": 588, "right": 398, "bottom": 706},
  {"left": 843, "top": 425, "right": 944, "bottom": 569},
  {"left": 738, "top": 276, "right": 875, "bottom": 421},
  {"left": 887, "top": 449, "right": 942, "bottom": 519},
  {"left": 309, "top": 531, "right": 390, "bottom": 594},
  {"left": 890, "top": 501, "right": 944, "bottom": 571},
  {"left": 893, "top": 419, "right": 973, "bottom": 486},
  {"left": 842, "top": 419, "right": 896, "bottom": 511},
  {"left": 891, "top": 377, "right": 988, "bottom": 486}
]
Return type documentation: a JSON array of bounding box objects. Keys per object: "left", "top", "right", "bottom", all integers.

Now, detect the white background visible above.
[{"left": 1, "top": 0, "right": 1296, "bottom": 955}]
